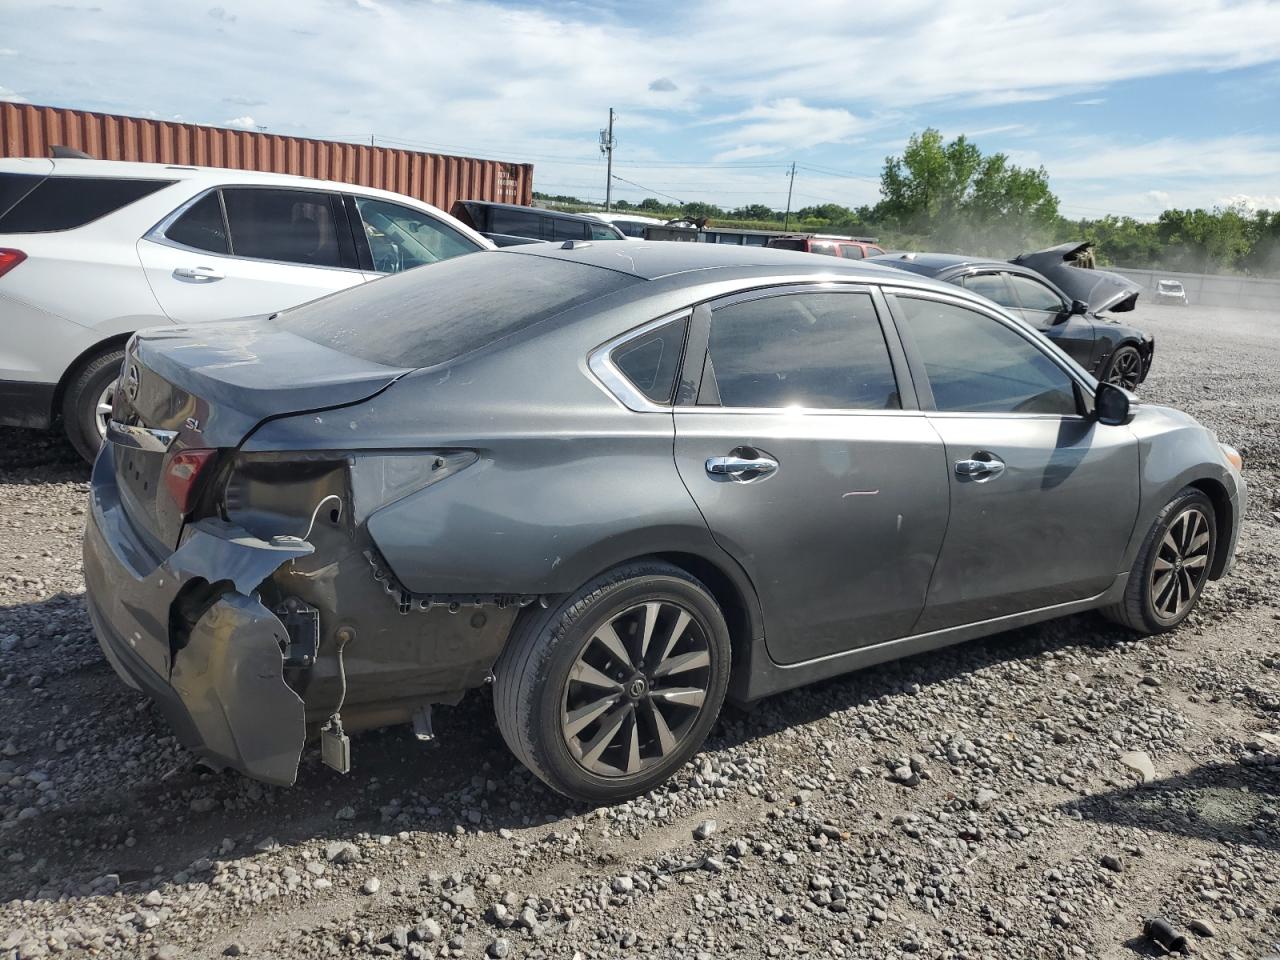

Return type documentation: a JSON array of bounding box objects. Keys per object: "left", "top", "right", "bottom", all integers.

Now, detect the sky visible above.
[{"left": 3, "top": 0, "right": 1280, "bottom": 220}]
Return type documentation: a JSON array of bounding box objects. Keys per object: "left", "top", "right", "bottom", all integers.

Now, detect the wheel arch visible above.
[
  {"left": 52, "top": 331, "right": 133, "bottom": 419},
  {"left": 1186, "top": 476, "right": 1235, "bottom": 579}
]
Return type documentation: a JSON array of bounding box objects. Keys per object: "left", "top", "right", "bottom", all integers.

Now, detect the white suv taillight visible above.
[{"left": 0, "top": 248, "right": 25, "bottom": 279}]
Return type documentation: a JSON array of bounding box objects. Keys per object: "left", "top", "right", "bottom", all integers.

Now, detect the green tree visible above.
[
  {"left": 681, "top": 201, "right": 724, "bottom": 221},
  {"left": 731, "top": 203, "right": 778, "bottom": 221},
  {"left": 876, "top": 128, "right": 1059, "bottom": 253},
  {"left": 638, "top": 197, "right": 665, "bottom": 212}
]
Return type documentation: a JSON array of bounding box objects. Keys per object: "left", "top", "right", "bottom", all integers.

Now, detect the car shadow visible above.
[
  {"left": 1059, "top": 758, "right": 1279, "bottom": 853},
  {"left": 0, "top": 583, "right": 1160, "bottom": 904}
]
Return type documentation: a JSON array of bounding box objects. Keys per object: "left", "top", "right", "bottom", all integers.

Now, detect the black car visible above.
[
  {"left": 869, "top": 242, "right": 1153, "bottom": 389},
  {"left": 451, "top": 200, "right": 625, "bottom": 247}
]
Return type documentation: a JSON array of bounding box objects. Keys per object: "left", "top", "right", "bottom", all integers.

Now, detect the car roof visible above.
[
  {"left": 865, "top": 251, "right": 1009, "bottom": 275},
  {"left": 458, "top": 200, "right": 611, "bottom": 225},
  {"left": 0, "top": 156, "right": 414, "bottom": 196},
  {"left": 503, "top": 239, "right": 933, "bottom": 283}
]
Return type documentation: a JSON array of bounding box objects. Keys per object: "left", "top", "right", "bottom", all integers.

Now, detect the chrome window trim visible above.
[
  {"left": 143, "top": 184, "right": 366, "bottom": 275},
  {"left": 587, "top": 310, "right": 692, "bottom": 413}
]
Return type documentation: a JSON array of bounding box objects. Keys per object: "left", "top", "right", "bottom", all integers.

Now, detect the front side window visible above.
[
  {"left": 0, "top": 176, "right": 173, "bottom": 233},
  {"left": 960, "top": 271, "right": 1015, "bottom": 308},
  {"left": 809, "top": 241, "right": 840, "bottom": 257},
  {"left": 1006, "top": 273, "right": 1067, "bottom": 313},
  {"left": 165, "top": 192, "right": 229, "bottom": 253},
  {"left": 490, "top": 208, "right": 542, "bottom": 238},
  {"left": 221, "top": 187, "right": 343, "bottom": 268},
  {"left": 589, "top": 223, "right": 621, "bottom": 240},
  {"left": 355, "top": 196, "right": 478, "bottom": 273},
  {"left": 610, "top": 316, "right": 688, "bottom": 404},
  {"left": 706, "top": 292, "right": 900, "bottom": 410},
  {"left": 894, "top": 296, "right": 1077, "bottom": 416},
  {"left": 551, "top": 218, "right": 589, "bottom": 241},
  {"left": 839, "top": 244, "right": 865, "bottom": 259}
]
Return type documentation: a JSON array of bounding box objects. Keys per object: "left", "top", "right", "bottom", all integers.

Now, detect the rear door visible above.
[
  {"left": 673, "top": 287, "right": 949, "bottom": 664},
  {"left": 888, "top": 291, "right": 1138, "bottom": 631},
  {"left": 138, "top": 185, "right": 365, "bottom": 324}
]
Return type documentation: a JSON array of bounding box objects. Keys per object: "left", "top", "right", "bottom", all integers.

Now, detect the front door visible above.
[
  {"left": 888, "top": 292, "right": 1139, "bottom": 631},
  {"left": 139, "top": 186, "right": 365, "bottom": 324},
  {"left": 1002, "top": 271, "right": 1097, "bottom": 370},
  {"left": 673, "top": 288, "right": 950, "bottom": 664}
]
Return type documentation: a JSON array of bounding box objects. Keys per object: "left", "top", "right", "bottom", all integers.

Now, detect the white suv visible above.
[{"left": 0, "top": 158, "right": 492, "bottom": 460}]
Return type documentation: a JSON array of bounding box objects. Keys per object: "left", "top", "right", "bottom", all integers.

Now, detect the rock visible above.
[
  {"left": 223, "top": 944, "right": 245, "bottom": 957},
  {"left": 1119, "top": 750, "right": 1156, "bottom": 783},
  {"left": 324, "top": 841, "right": 360, "bottom": 864},
  {"left": 361, "top": 876, "right": 381, "bottom": 895},
  {"left": 152, "top": 948, "right": 180, "bottom": 960},
  {"left": 334, "top": 805, "right": 356, "bottom": 820},
  {"left": 611, "top": 875, "right": 634, "bottom": 894},
  {"left": 1101, "top": 854, "right": 1123, "bottom": 873},
  {"left": 1188, "top": 918, "right": 1216, "bottom": 938},
  {"left": 189, "top": 797, "right": 218, "bottom": 813},
  {"left": 488, "top": 938, "right": 511, "bottom": 958},
  {"left": 142, "top": 890, "right": 163, "bottom": 907},
  {"left": 446, "top": 884, "right": 477, "bottom": 910},
  {"left": 387, "top": 928, "right": 410, "bottom": 949},
  {"left": 414, "top": 920, "right": 442, "bottom": 942},
  {"left": 693, "top": 818, "right": 717, "bottom": 841},
  {"left": 975, "top": 788, "right": 998, "bottom": 810},
  {"left": 893, "top": 766, "right": 920, "bottom": 787}
]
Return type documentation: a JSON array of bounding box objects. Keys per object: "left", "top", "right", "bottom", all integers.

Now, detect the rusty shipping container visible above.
[{"left": 0, "top": 102, "right": 533, "bottom": 210}]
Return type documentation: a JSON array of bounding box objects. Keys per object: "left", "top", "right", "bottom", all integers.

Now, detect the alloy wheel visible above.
[
  {"left": 1105, "top": 349, "right": 1142, "bottom": 390},
  {"left": 1150, "top": 506, "right": 1211, "bottom": 622},
  {"left": 560, "top": 600, "right": 712, "bottom": 778},
  {"left": 94, "top": 379, "right": 117, "bottom": 439}
]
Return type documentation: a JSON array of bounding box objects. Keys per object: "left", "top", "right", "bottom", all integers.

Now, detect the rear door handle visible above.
[
  {"left": 173, "top": 266, "right": 225, "bottom": 282},
  {"left": 706, "top": 455, "right": 779, "bottom": 480},
  {"left": 954, "top": 453, "right": 1006, "bottom": 481}
]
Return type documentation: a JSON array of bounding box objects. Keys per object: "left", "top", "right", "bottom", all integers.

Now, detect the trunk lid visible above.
[
  {"left": 110, "top": 318, "right": 408, "bottom": 550},
  {"left": 1010, "top": 241, "right": 1141, "bottom": 313}
]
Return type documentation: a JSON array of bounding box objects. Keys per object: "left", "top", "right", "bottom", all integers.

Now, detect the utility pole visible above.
[
  {"left": 599, "top": 108, "right": 616, "bottom": 211},
  {"left": 783, "top": 162, "right": 797, "bottom": 230}
]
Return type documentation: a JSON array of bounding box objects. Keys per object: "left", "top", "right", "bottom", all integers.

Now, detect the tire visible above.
[
  {"left": 62, "top": 348, "right": 125, "bottom": 464},
  {"left": 1101, "top": 343, "right": 1144, "bottom": 390},
  {"left": 1103, "top": 487, "right": 1216, "bottom": 635},
  {"left": 493, "top": 560, "right": 731, "bottom": 804}
]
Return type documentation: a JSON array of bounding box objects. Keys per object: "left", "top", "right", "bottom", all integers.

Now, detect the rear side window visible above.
[
  {"left": 809, "top": 241, "right": 840, "bottom": 257},
  {"left": 0, "top": 176, "right": 172, "bottom": 233},
  {"left": 839, "top": 245, "right": 864, "bottom": 259},
  {"left": 165, "top": 192, "right": 229, "bottom": 253},
  {"left": 894, "top": 295, "right": 1077, "bottom": 415},
  {"left": 277, "top": 251, "right": 639, "bottom": 368},
  {"left": 0, "top": 173, "right": 44, "bottom": 219},
  {"left": 706, "top": 292, "right": 900, "bottom": 410},
  {"left": 490, "top": 208, "right": 543, "bottom": 239},
  {"left": 611, "top": 317, "right": 688, "bottom": 404},
  {"left": 222, "top": 187, "right": 343, "bottom": 267},
  {"left": 768, "top": 238, "right": 805, "bottom": 251},
  {"left": 551, "top": 218, "right": 588, "bottom": 241},
  {"left": 960, "top": 272, "right": 1015, "bottom": 308}
]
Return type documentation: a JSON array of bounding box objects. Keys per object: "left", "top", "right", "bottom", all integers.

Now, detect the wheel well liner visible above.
[{"left": 1188, "top": 477, "right": 1234, "bottom": 579}]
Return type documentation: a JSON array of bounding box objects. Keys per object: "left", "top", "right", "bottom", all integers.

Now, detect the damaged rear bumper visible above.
[{"left": 83, "top": 453, "right": 314, "bottom": 785}]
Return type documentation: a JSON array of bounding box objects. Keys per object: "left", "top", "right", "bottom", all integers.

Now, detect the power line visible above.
[{"left": 610, "top": 174, "right": 683, "bottom": 206}]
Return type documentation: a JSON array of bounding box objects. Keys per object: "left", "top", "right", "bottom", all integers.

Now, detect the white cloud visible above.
[
  {"left": 0, "top": 48, "right": 18, "bottom": 56},
  {"left": 710, "top": 99, "right": 871, "bottom": 151},
  {"left": 1074, "top": 98, "right": 1106, "bottom": 106},
  {"left": 224, "top": 115, "right": 257, "bottom": 129},
  {"left": 1221, "top": 193, "right": 1280, "bottom": 212},
  {"left": 0, "top": 86, "right": 28, "bottom": 103},
  {"left": 712, "top": 144, "right": 783, "bottom": 162}
]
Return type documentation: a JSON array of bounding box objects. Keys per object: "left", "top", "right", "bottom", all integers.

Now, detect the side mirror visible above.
[
  {"left": 1070, "top": 299, "right": 1089, "bottom": 316},
  {"left": 1094, "top": 381, "right": 1131, "bottom": 426}
]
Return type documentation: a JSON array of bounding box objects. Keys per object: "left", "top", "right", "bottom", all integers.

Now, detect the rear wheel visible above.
[
  {"left": 62, "top": 347, "right": 125, "bottom": 464},
  {"left": 493, "top": 561, "right": 731, "bottom": 804},
  {"left": 1104, "top": 487, "right": 1216, "bottom": 634},
  {"left": 1102, "top": 344, "right": 1143, "bottom": 390}
]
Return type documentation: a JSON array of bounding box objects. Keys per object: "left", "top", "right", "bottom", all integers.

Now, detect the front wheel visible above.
[
  {"left": 62, "top": 348, "right": 125, "bottom": 464},
  {"left": 1104, "top": 487, "right": 1216, "bottom": 634},
  {"left": 493, "top": 561, "right": 731, "bottom": 804},
  {"left": 1102, "top": 344, "right": 1144, "bottom": 391}
]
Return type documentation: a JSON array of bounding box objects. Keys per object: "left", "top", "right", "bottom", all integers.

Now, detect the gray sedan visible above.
[{"left": 83, "top": 242, "right": 1244, "bottom": 803}]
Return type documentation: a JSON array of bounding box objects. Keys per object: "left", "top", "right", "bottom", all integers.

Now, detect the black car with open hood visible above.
[{"left": 869, "top": 243, "right": 1153, "bottom": 389}]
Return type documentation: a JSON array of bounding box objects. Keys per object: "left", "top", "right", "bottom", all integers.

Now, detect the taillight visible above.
[
  {"left": 0, "top": 249, "right": 26, "bottom": 279},
  {"left": 164, "top": 449, "right": 216, "bottom": 514}
]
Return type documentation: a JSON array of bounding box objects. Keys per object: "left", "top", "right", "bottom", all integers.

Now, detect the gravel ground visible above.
[{"left": 1, "top": 302, "right": 1277, "bottom": 960}]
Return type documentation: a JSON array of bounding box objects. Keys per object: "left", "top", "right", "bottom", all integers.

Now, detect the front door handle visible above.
[
  {"left": 706, "top": 455, "right": 779, "bottom": 480},
  {"left": 954, "top": 453, "right": 1006, "bottom": 481},
  {"left": 173, "top": 266, "right": 225, "bottom": 282}
]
